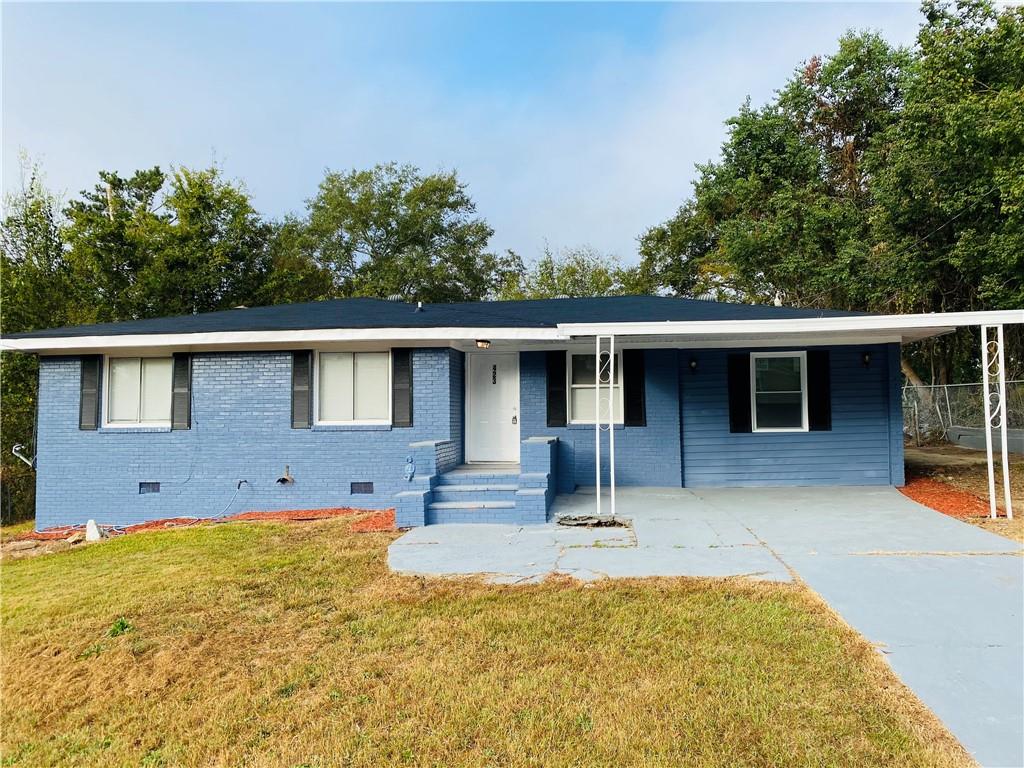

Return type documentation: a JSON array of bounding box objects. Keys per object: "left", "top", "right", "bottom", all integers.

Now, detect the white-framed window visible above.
[
  {"left": 104, "top": 356, "right": 174, "bottom": 426},
  {"left": 750, "top": 351, "right": 808, "bottom": 432},
  {"left": 315, "top": 351, "right": 391, "bottom": 425},
  {"left": 568, "top": 351, "right": 623, "bottom": 424}
]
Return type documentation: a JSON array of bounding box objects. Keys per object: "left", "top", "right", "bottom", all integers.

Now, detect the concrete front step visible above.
[
  {"left": 425, "top": 502, "right": 520, "bottom": 525},
  {"left": 431, "top": 484, "right": 518, "bottom": 503},
  {"left": 428, "top": 500, "right": 515, "bottom": 510},
  {"left": 436, "top": 472, "right": 519, "bottom": 486}
]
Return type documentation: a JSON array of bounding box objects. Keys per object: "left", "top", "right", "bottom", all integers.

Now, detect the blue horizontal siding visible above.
[{"left": 682, "top": 344, "right": 901, "bottom": 487}]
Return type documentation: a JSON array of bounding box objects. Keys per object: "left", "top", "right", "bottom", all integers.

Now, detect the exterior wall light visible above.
[
  {"left": 689, "top": 357, "right": 698, "bottom": 373},
  {"left": 862, "top": 351, "right": 872, "bottom": 368},
  {"left": 476, "top": 340, "right": 491, "bottom": 349}
]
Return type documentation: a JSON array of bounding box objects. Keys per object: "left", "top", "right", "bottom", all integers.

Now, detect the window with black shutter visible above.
[
  {"left": 79, "top": 355, "right": 102, "bottom": 430},
  {"left": 727, "top": 353, "right": 752, "bottom": 433},
  {"left": 807, "top": 350, "right": 832, "bottom": 431},
  {"left": 171, "top": 353, "right": 192, "bottom": 430},
  {"left": 392, "top": 348, "right": 413, "bottom": 427},
  {"left": 545, "top": 351, "right": 567, "bottom": 427},
  {"left": 291, "top": 351, "right": 312, "bottom": 429},
  {"left": 622, "top": 349, "right": 646, "bottom": 427}
]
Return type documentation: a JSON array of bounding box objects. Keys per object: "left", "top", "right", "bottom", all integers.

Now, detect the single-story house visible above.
[{"left": 3, "top": 296, "right": 1020, "bottom": 529}]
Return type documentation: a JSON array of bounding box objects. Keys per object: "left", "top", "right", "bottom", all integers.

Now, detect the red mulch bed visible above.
[
  {"left": 899, "top": 477, "right": 991, "bottom": 519},
  {"left": 15, "top": 507, "right": 396, "bottom": 541}
]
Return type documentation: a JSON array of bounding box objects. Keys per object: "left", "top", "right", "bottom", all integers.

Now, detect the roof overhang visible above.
[
  {"left": 558, "top": 309, "right": 1024, "bottom": 344},
  {"left": 0, "top": 326, "right": 566, "bottom": 354},
  {"left": 1, "top": 309, "right": 1019, "bottom": 354}
]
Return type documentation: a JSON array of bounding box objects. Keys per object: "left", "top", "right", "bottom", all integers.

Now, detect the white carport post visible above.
[
  {"left": 594, "top": 334, "right": 617, "bottom": 519},
  {"left": 981, "top": 324, "right": 1014, "bottom": 519}
]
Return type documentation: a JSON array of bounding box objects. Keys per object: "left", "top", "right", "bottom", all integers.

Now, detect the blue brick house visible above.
[{"left": 5, "top": 296, "right": 1018, "bottom": 530}]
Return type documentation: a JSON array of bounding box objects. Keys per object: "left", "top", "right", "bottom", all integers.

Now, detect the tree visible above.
[
  {"left": 640, "top": 31, "right": 908, "bottom": 308},
  {"left": 0, "top": 162, "right": 74, "bottom": 523},
  {"left": 867, "top": 0, "right": 1024, "bottom": 381},
  {"left": 302, "top": 163, "right": 516, "bottom": 302},
  {"left": 498, "top": 246, "right": 647, "bottom": 300},
  {"left": 64, "top": 166, "right": 275, "bottom": 321},
  {"left": 640, "top": 1, "right": 1023, "bottom": 383}
]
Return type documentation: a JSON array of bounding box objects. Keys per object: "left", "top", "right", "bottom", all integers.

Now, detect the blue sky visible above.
[{"left": 3, "top": 2, "right": 923, "bottom": 262}]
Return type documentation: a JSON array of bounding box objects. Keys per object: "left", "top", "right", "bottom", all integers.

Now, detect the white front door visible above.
[{"left": 466, "top": 353, "right": 520, "bottom": 463}]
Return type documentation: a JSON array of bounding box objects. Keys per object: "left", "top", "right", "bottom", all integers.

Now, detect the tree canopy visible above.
[
  {"left": 303, "top": 163, "right": 518, "bottom": 302},
  {"left": 639, "top": 0, "right": 1023, "bottom": 381},
  {"left": 498, "top": 246, "right": 644, "bottom": 300}
]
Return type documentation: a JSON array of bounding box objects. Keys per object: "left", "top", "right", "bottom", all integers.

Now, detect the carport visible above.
[{"left": 563, "top": 310, "right": 1021, "bottom": 520}]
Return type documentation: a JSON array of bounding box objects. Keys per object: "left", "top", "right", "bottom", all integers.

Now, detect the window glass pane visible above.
[
  {"left": 571, "top": 355, "right": 596, "bottom": 385},
  {"left": 570, "top": 386, "right": 622, "bottom": 423},
  {"left": 755, "top": 392, "right": 803, "bottom": 428},
  {"left": 319, "top": 352, "right": 354, "bottom": 422},
  {"left": 140, "top": 358, "right": 172, "bottom": 422},
  {"left": 353, "top": 352, "right": 389, "bottom": 420},
  {"left": 108, "top": 358, "right": 141, "bottom": 422},
  {"left": 755, "top": 356, "right": 801, "bottom": 392},
  {"left": 571, "top": 354, "right": 620, "bottom": 385},
  {"left": 570, "top": 387, "right": 597, "bottom": 422}
]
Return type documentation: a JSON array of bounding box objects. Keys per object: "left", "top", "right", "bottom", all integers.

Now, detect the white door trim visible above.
[{"left": 465, "top": 352, "right": 520, "bottom": 463}]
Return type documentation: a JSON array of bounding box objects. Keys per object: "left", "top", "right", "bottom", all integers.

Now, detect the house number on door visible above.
[{"left": 492, "top": 365, "right": 497, "bottom": 384}]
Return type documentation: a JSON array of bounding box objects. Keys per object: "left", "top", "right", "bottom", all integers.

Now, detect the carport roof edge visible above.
[{"left": 1, "top": 296, "right": 1020, "bottom": 353}]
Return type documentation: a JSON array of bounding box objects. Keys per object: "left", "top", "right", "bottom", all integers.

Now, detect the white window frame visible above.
[
  {"left": 567, "top": 349, "right": 624, "bottom": 425},
  {"left": 750, "top": 350, "right": 808, "bottom": 433},
  {"left": 313, "top": 350, "right": 393, "bottom": 426},
  {"left": 102, "top": 355, "right": 174, "bottom": 428}
]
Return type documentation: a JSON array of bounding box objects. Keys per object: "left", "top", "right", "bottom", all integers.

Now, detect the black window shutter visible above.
[
  {"left": 727, "top": 353, "right": 752, "bottom": 433},
  {"left": 392, "top": 348, "right": 414, "bottom": 427},
  {"left": 171, "top": 353, "right": 192, "bottom": 430},
  {"left": 622, "top": 349, "right": 646, "bottom": 427},
  {"left": 546, "top": 351, "right": 567, "bottom": 427},
  {"left": 79, "top": 355, "right": 102, "bottom": 430},
  {"left": 807, "top": 350, "right": 832, "bottom": 431},
  {"left": 291, "top": 351, "right": 313, "bottom": 429}
]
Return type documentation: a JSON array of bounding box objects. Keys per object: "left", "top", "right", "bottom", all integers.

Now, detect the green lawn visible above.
[{"left": 1, "top": 518, "right": 970, "bottom": 767}]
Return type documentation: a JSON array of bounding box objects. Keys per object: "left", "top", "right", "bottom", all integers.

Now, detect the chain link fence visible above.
[{"left": 902, "top": 380, "right": 1024, "bottom": 445}]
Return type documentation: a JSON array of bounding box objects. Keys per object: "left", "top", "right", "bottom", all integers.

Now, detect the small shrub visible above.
[{"left": 108, "top": 616, "right": 134, "bottom": 637}]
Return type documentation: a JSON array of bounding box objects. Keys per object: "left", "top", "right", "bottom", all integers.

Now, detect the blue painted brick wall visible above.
[
  {"left": 519, "top": 349, "right": 684, "bottom": 490},
  {"left": 35, "top": 348, "right": 461, "bottom": 529}
]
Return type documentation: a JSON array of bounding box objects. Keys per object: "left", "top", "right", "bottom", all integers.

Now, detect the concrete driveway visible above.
[{"left": 389, "top": 486, "right": 1023, "bottom": 767}]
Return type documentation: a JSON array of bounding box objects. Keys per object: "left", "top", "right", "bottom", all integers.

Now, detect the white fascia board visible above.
[
  {"left": 0, "top": 326, "right": 563, "bottom": 353},
  {"left": 558, "top": 309, "right": 1023, "bottom": 338}
]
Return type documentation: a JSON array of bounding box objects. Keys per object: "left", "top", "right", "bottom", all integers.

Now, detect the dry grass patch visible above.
[{"left": 1, "top": 518, "right": 971, "bottom": 767}]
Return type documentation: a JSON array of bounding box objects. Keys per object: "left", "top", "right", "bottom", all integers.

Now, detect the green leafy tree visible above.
[
  {"left": 641, "top": 31, "right": 908, "bottom": 308},
  {"left": 498, "top": 246, "right": 647, "bottom": 300},
  {"left": 303, "top": 163, "right": 516, "bottom": 301},
  {"left": 0, "top": 163, "right": 75, "bottom": 523},
  {"left": 65, "top": 166, "right": 275, "bottom": 320},
  {"left": 867, "top": 0, "right": 1024, "bottom": 381},
  {"left": 640, "top": 1, "right": 1023, "bottom": 382}
]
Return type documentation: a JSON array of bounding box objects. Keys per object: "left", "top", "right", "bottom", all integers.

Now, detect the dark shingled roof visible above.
[{"left": 5, "top": 296, "right": 865, "bottom": 339}]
